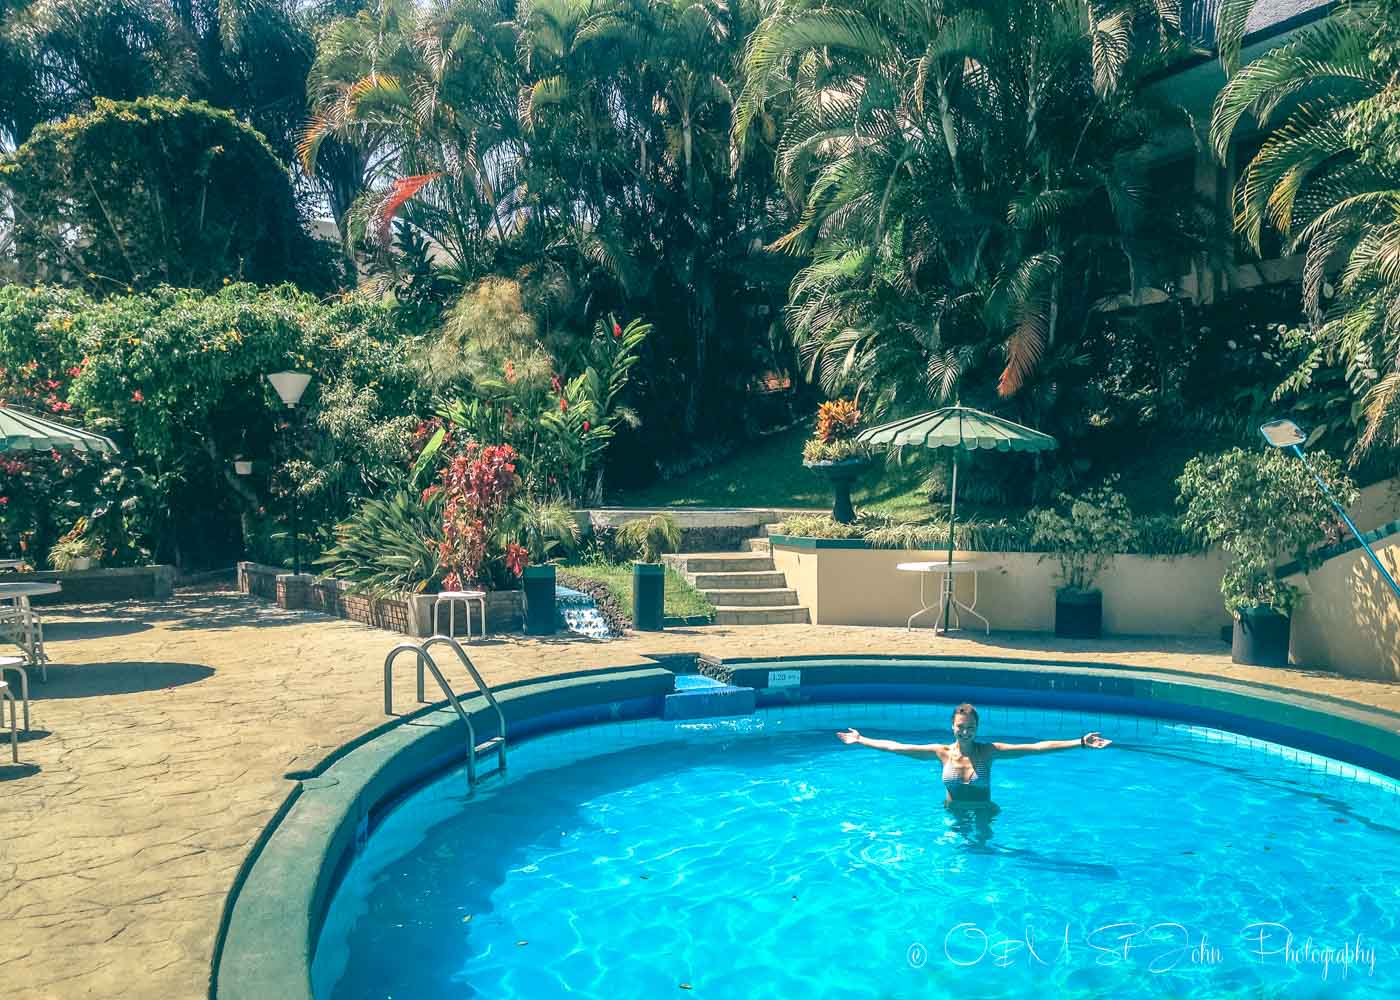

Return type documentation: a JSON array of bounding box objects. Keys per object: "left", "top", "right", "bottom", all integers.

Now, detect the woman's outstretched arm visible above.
[
  {"left": 991, "top": 732, "right": 1111, "bottom": 759},
  {"left": 836, "top": 728, "right": 945, "bottom": 760}
]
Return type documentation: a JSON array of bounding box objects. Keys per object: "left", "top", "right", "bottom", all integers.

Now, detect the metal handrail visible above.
[
  {"left": 421, "top": 636, "right": 507, "bottom": 767},
  {"left": 383, "top": 643, "right": 481, "bottom": 784},
  {"left": 382, "top": 636, "right": 507, "bottom": 787}
]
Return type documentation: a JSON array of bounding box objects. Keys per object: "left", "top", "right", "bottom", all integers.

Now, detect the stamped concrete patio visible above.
[{"left": 4, "top": 590, "right": 1400, "bottom": 1000}]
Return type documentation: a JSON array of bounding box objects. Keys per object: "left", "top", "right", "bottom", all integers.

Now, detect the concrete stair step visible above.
[
  {"left": 742, "top": 537, "right": 772, "bottom": 554},
  {"left": 690, "top": 570, "right": 789, "bottom": 590},
  {"left": 664, "top": 553, "right": 775, "bottom": 574},
  {"left": 713, "top": 606, "right": 811, "bottom": 625},
  {"left": 700, "top": 587, "right": 799, "bottom": 607}
]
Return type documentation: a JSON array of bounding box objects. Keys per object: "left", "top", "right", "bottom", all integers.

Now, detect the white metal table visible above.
[
  {"left": 0, "top": 581, "right": 61, "bottom": 679},
  {"left": 897, "top": 560, "right": 996, "bottom": 634}
]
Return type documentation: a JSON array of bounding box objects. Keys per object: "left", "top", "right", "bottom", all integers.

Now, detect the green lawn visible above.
[
  {"left": 611, "top": 425, "right": 939, "bottom": 517},
  {"left": 559, "top": 561, "right": 715, "bottom": 620},
  {"left": 609, "top": 421, "right": 1237, "bottom": 522}
]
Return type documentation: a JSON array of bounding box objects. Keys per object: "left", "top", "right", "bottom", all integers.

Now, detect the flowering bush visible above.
[
  {"left": 431, "top": 313, "right": 652, "bottom": 504},
  {"left": 439, "top": 443, "right": 526, "bottom": 589}
]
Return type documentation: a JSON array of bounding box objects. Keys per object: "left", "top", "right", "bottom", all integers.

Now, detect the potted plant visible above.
[
  {"left": 516, "top": 497, "right": 581, "bottom": 636},
  {"left": 50, "top": 518, "right": 100, "bottom": 572},
  {"left": 1029, "top": 481, "right": 1135, "bottom": 638},
  {"left": 802, "top": 399, "right": 870, "bottom": 524},
  {"left": 1178, "top": 447, "right": 1356, "bottom": 667},
  {"left": 616, "top": 513, "right": 682, "bottom": 631}
]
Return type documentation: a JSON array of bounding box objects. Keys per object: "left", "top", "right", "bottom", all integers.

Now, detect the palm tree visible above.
[
  {"left": 736, "top": 0, "right": 1185, "bottom": 411},
  {"left": 1212, "top": 0, "right": 1400, "bottom": 455}
]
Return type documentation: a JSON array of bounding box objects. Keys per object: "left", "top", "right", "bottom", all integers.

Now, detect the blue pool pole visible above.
[{"left": 1288, "top": 442, "right": 1400, "bottom": 602}]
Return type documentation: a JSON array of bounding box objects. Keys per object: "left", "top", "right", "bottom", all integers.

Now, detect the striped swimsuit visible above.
[{"left": 942, "top": 747, "right": 992, "bottom": 802}]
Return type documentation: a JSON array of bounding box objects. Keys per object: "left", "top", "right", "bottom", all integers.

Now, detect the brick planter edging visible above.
[{"left": 237, "top": 562, "right": 524, "bottom": 637}]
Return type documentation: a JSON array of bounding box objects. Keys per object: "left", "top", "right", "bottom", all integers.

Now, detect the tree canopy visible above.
[{"left": 0, "top": 97, "right": 341, "bottom": 293}]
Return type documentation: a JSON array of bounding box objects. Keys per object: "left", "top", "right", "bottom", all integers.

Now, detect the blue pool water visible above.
[{"left": 313, "top": 704, "right": 1400, "bottom": 999}]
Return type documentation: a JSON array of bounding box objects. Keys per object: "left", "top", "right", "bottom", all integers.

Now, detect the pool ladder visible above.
[{"left": 383, "top": 636, "right": 506, "bottom": 789}]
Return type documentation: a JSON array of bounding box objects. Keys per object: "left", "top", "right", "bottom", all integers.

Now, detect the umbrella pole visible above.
[{"left": 941, "top": 452, "right": 957, "bottom": 632}]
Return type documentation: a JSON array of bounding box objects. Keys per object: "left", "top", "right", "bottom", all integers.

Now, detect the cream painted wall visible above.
[
  {"left": 771, "top": 544, "right": 1231, "bottom": 636},
  {"left": 1349, "top": 478, "right": 1399, "bottom": 535},
  {"left": 1289, "top": 535, "right": 1400, "bottom": 680}
]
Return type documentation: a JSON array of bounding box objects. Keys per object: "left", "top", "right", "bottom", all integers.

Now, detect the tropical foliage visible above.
[
  {"left": 1213, "top": 0, "right": 1400, "bottom": 457},
  {"left": 738, "top": 0, "right": 1193, "bottom": 419}
]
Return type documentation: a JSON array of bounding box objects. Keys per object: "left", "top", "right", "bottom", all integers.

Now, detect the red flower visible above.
[
  {"left": 504, "top": 542, "right": 528, "bottom": 577},
  {"left": 504, "top": 360, "right": 517, "bottom": 383},
  {"left": 0, "top": 497, "right": 8, "bottom": 505},
  {"left": 550, "top": 374, "right": 562, "bottom": 394},
  {"left": 613, "top": 322, "right": 622, "bottom": 338},
  {"left": 559, "top": 397, "right": 568, "bottom": 412},
  {"left": 67, "top": 366, "right": 82, "bottom": 378},
  {"left": 131, "top": 390, "right": 144, "bottom": 403},
  {"left": 421, "top": 485, "right": 441, "bottom": 503},
  {"left": 582, "top": 421, "right": 590, "bottom": 432}
]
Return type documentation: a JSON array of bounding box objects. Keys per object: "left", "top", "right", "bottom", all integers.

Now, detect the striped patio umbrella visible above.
[
  {"left": 0, "top": 404, "right": 119, "bottom": 454},
  {"left": 858, "top": 405, "right": 1056, "bottom": 629}
]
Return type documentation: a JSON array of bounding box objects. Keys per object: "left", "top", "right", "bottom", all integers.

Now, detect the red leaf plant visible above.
[{"left": 438, "top": 443, "right": 522, "bottom": 589}]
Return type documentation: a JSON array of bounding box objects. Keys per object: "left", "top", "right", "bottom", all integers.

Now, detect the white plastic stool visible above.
[
  {"left": 433, "top": 590, "right": 487, "bottom": 641},
  {"left": 1, "top": 679, "right": 16, "bottom": 762},
  {"left": 0, "top": 655, "right": 27, "bottom": 732}
]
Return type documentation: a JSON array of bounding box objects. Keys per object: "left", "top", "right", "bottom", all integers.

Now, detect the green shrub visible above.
[
  {"left": 775, "top": 514, "right": 870, "bottom": 539},
  {"left": 515, "top": 497, "right": 581, "bottom": 563},
  {"left": 801, "top": 438, "right": 869, "bottom": 464},
  {"left": 317, "top": 489, "right": 445, "bottom": 597},
  {"left": 1028, "top": 481, "right": 1136, "bottom": 593},
  {"left": 1132, "top": 513, "right": 1201, "bottom": 556},
  {"left": 615, "top": 513, "right": 683, "bottom": 563},
  {"left": 1178, "top": 447, "right": 1357, "bottom": 614}
]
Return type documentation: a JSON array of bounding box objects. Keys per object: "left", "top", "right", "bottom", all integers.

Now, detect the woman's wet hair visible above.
[{"left": 951, "top": 703, "right": 979, "bottom": 725}]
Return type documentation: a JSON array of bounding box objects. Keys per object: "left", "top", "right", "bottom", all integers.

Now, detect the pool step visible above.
[{"left": 663, "top": 674, "right": 756, "bottom": 720}]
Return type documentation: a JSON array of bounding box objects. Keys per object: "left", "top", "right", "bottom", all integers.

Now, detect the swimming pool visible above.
[{"left": 311, "top": 702, "right": 1400, "bottom": 999}]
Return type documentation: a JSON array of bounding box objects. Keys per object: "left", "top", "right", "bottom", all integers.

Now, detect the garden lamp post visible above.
[
  {"left": 1259, "top": 418, "right": 1400, "bottom": 602},
  {"left": 267, "top": 371, "right": 312, "bottom": 575}
]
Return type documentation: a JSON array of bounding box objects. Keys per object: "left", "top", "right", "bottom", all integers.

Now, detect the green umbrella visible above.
[
  {"left": 0, "top": 404, "right": 119, "bottom": 454},
  {"left": 858, "top": 405, "right": 1056, "bottom": 630}
]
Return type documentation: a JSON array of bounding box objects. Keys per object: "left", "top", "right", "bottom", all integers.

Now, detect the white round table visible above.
[
  {"left": 0, "top": 581, "right": 61, "bottom": 678},
  {"left": 896, "top": 560, "right": 996, "bottom": 633}
]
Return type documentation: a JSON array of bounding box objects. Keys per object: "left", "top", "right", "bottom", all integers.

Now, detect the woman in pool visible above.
[{"left": 836, "top": 703, "right": 1111, "bottom": 809}]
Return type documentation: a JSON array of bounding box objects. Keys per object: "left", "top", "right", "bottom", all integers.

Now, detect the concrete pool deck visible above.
[{"left": 4, "top": 590, "right": 1400, "bottom": 1000}]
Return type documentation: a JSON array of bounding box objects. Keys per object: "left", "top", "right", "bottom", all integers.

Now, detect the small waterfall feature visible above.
[{"left": 556, "top": 585, "right": 615, "bottom": 639}]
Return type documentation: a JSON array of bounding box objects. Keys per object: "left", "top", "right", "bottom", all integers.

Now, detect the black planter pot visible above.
[
  {"left": 803, "top": 458, "right": 870, "bottom": 524},
  {"left": 523, "top": 564, "right": 556, "bottom": 636},
  {"left": 1055, "top": 589, "right": 1103, "bottom": 639},
  {"left": 1232, "top": 606, "right": 1291, "bottom": 667},
  {"left": 633, "top": 562, "right": 665, "bottom": 631}
]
